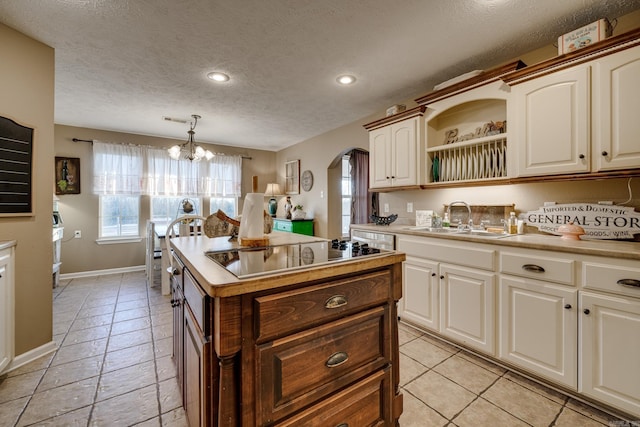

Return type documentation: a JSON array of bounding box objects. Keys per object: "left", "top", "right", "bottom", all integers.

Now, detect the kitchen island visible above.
[{"left": 169, "top": 231, "right": 405, "bottom": 426}]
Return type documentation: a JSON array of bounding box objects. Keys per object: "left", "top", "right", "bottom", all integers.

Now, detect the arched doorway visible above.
[{"left": 326, "top": 148, "right": 378, "bottom": 238}]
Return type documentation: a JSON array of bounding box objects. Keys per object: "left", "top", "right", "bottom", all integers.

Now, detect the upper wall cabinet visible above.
[
  {"left": 423, "top": 81, "right": 512, "bottom": 185},
  {"left": 592, "top": 44, "right": 640, "bottom": 171},
  {"left": 508, "top": 64, "right": 590, "bottom": 177},
  {"left": 503, "top": 28, "right": 640, "bottom": 178},
  {"left": 417, "top": 60, "right": 524, "bottom": 187},
  {"left": 365, "top": 107, "right": 425, "bottom": 190}
]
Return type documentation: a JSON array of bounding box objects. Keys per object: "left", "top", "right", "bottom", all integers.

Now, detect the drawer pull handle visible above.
[
  {"left": 564, "top": 304, "right": 572, "bottom": 309},
  {"left": 617, "top": 279, "right": 640, "bottom": 288},
  {"left": 522, "top": 264, "right": 545, "bottom": 273},
  {"left": 336, "top": 424, "right": 348, "bottom": 427},
  {"left": 326, "top": 351, "right": 349, "bottom": 368},
  {"left": 325, "top": 295, "right": 348, "bottom": 309}
]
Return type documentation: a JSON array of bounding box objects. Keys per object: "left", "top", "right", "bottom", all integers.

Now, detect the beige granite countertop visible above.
[
  {"left": 170, "top": 231, "right": 405, "bottom": 298},
  {"left": 351, "top": 223, "right": 640, "bottom": 261}
]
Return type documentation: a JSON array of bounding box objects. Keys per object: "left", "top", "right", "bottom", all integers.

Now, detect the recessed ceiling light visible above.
[
  {"left": 207, "top": 72, "right": 230, "bottom": 82},
  {"left": 336, "top": 74, "right": 356, "bottom": 85}
]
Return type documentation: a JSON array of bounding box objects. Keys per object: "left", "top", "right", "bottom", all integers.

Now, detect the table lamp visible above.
[{"left": 264, "top": 183, "right": 282, "bottom": 217}]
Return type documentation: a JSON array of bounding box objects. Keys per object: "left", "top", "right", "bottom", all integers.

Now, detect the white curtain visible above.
[
  {"left": 204, "top": 154, "right": 242, "bottom": 197},
  {"left": 92, "top": 141, "right": 144, "bottom": 195},
  {"left": 93, "top": 141, "right": 243, "bottom": 197},
  {"left": 143, "top": 146, "right": 208, "bottom": 196}
]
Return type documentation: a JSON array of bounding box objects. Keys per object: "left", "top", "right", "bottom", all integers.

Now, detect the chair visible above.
[
  {"left": 163, "top": 215, "right": 207, "bottom": 295},
  {"left": 145, "top": 220, "right": 163, "bottom": 288}
]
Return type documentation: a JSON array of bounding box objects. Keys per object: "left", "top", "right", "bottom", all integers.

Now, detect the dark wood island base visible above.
[{"left": 169, "top": 235, "right": 405, "bottom": 426}]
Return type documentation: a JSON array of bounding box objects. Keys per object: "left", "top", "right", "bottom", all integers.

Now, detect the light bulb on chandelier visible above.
[{"left": 167, "top": 114, "right": 214, "bottom": 161}]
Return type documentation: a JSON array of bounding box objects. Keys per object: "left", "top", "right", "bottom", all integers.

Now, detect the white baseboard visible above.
[
  {"left": 60, "top": 265, "right": 145, "bottom": 280},
  {"left": 6, "top": 340, "right": 57, "bottom": 373}
]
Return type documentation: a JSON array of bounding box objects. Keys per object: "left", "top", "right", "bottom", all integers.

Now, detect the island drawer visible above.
[
  {"left": 582, "top": 258, "right": 640, "bottom": 298},
  {"left": 275, "top": 367, "right": 391, "bottom": 427},
  {"left": 500, "top": 250, "right": 574, "bottom": 285},
  {"left": 257, "top": 306, "right": 389, "bottom": 425},
  {"left": 183, "top": 268, "right": 211, "bottom": 336},
  {"left": 254, "top": 270, "right": 391, "bottom": 342}
]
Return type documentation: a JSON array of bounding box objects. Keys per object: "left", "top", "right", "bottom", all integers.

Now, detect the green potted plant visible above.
[{"left": 292, "top": 204, "right": 306, "bottom": 220}]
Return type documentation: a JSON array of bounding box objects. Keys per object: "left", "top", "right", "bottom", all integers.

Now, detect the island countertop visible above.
[{"left": 170, "top": 231, "right": 406, "bottom": 298}]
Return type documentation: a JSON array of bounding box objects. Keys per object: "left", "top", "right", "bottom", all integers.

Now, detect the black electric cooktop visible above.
[{"left": 205, "top": 239, "right": 389, "bottom": 279}]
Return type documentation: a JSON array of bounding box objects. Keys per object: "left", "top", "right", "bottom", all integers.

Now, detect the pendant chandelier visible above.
[{"left": 167, "top": 114, "right": 214, "bottom": 161}]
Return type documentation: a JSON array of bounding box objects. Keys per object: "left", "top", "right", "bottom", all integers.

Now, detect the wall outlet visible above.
[
  {"left": 384, "top": 203, "right": 389, "bottom": 213},
  {"left": 74, "top": 230, "right": 81, "bottom": 239},
  {"left": 407, "top": 202, "right": 413, "bottom": 213}
]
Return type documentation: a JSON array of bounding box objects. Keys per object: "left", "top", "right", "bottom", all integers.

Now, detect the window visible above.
[
  {"left": 210, "top": 197, "right": 237, "bottom": 218},
  {"left": 341, "top": 155, "right": 352, "bottom": 236},
  {"left": 151, "top": 196, "right": 202, "bottom": 227},
  {"left": 99, "top": 195, "right": 140, "bottom": 238}
]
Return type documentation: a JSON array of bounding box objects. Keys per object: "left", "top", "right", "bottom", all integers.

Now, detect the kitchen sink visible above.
[
  {"left": 405, "top": 226, "right": 511, "bottom": 238},
  {"left": 405, "top": 226, "right": 458, "bottom": 233}
]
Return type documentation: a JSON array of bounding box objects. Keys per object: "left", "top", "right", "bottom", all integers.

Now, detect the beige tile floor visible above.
[{"left": 0, "top": 271, "right": 630, "bottom": 426}]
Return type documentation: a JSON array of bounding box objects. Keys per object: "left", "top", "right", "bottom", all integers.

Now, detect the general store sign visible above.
[{"left": 525, "top": 203, "right": 640, "bottom": 240}]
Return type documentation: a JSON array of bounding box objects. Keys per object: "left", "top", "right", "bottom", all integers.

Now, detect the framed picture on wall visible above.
[
  {"left": 55, "top": 157, "right": 81, "bottom": 195},
  {"left": 285, "top": 159, "right": 300, "bottom": 195}
]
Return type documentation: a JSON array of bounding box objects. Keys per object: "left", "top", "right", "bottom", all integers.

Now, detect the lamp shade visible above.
[{"left": 264, "top": 183, "right": 282, "bottom": 197}]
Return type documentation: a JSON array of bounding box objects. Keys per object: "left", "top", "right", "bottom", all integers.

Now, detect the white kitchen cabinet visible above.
[
  {"left": 367, "top": 112, "right": 424, "bottom": 189},
  {"left": 579, "top": 256, "right": 640, "bottom": 417},
  {"left": 592, "top": 44, "right": 640, "bottom": 171},
  {"left": 580, "top": 291, "right": 640, "bottom": 417},
  {"left": 439, "top": 263, "right": 496, "bottom": 355},
  {"left": 511, "top": 64, "right": 590, "bottom": 177},
  {"left": 499, "top": 275, "right": 577, "bottom": 388},
  {"left": 400, "top": 255, "right": 439, "bottom": 331},
  {"left": 397, "top": 235, "right": 496, "bottom": 345},
  {"left": 0, "top": 243, "right": 15, "bottom": 374},
  {"left": 498, "top": 248, "right": 578, "bottom": 387},
  {"left": 507, "top": 37, "right": 640, "bottom": 178}
]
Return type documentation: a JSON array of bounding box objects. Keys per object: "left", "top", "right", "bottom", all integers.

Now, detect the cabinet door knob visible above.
[
  {"left": 440, "top": 275, "right": 444, "bottom": 280},
  {"left": 564, "top": 304, "right": 572, "bottom": 309},
  {"left": 578, "top": 154, "right": 585, "bottom": 159},
  {"left": 602, "top": 151, "right": 608, "bottom": 156},
  {"left": 431, "top": 272, "right": 436, "bottom": 277},
  {"left": 617, "top": 279, "right": 640, "bottom": 288},
  {"left": 583, "top": 308, "right": 590, "bottom": 315},
  {"left": 326, "top": 351, "right": 349, "bottom": 368}
]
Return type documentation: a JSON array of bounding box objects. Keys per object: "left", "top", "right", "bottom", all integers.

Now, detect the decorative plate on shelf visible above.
[{"left": 301, "top": 170, "right": 313, "bottom": 191}]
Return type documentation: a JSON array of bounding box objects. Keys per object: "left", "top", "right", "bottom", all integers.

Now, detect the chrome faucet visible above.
[{"left": 447, "top": 201, "right": 473, "bottom": 230}]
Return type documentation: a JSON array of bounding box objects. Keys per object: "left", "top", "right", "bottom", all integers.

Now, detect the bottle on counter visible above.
[
  {"left": 508, "top": 212, "right": 518, "bottom": 234},
  {"left": 442, "top": 212, "right": 450, "bottom": 228}
]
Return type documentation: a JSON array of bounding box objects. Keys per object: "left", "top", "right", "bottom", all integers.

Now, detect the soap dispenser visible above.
[
  {"left": 508, "top": 212, "right": 518, "bottom": 234},
  {"left": 442, "top": 212, "right": 450, "bottom": 228}
]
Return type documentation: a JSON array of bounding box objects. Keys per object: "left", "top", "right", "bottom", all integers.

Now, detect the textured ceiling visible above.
[{"left": 1, "top": 0, "right": 638, "bottom": 151}]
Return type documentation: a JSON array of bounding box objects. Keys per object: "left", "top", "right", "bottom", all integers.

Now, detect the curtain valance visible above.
[{"left": 93, "top": 141, "right": 242, "bottom": 197}]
